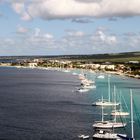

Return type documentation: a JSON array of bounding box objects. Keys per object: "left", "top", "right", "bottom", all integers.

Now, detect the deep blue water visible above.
[
  {"left": 0, "top": 67, "right": 140, "bottom": 140},
  {"left": 0, "top": 67, "right": 94, "bottom": 140}
]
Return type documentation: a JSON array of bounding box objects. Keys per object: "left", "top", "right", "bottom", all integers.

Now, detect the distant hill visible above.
[
  {"left": 0, "top": 51, "right": 140, "bottom": 63},
  {"left": 46, "top": 51, "right": 140, "bottom": 63}
]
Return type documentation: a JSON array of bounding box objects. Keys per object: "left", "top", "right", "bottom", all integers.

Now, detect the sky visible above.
[{"left": 0, "top": 0, "right": 140, "bottom": 56}]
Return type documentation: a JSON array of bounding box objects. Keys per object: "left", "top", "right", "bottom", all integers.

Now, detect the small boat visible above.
[
  {"left": 117, "top": 90, "right": 135, "bottom": 140},
  {"left": 97, "top": 75, "right": 105, "bottom": 79},
  {"left": 93, "top": 121, "right": 126, "bottom": 129},
  {"left": 79, "top": 74, "right": 85, "bottom": 80},
  {"left": 77, "top": 88, "right": 89, "bottom": 93},
  {"left": 93, "top": 96, "right": 126, "bottom": 129},
  {"left": 83, "top": 85, "right": 96, "bottom": 89},
  {"left": 78, "top": 134, "right": 90, "bottom": 139},
  {"left": 72, "top": 72, "right": 78, "bottom": 75},
  {"left": 63, "top": 69, "right": 70, "bottom": 73},
  {"left": 92, "top": 100, "right": 120, "bottom": 106},
  {"left": 111, "top": 92, "right": 129, "bottom": 116},
  {"left": 93, "top": 130, "right": 126, "bottom": 140},
  {"left": 81, "top": 80, "right": 90, "bottom": 86},
  {"left": 92, "top": 77, "right": 120, "bottom": 107},
  {"left": 111, "top": 110, "right": 129, "bottom": 116}
]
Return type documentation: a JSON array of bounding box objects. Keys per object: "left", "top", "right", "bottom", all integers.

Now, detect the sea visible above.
[{"left": 0, "top": 67, "right": 140, "bottom": 140}]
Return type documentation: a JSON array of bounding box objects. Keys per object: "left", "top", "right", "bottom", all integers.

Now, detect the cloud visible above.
[
  {"left": 91, "top": 30, "right": 117, "bottom": 45},
  {"left": 72, "top": 18, "right": 94, "bottom": 23},
  {"left": 11, "top": 1, "right": 31, "bottom": 20},
  {"left": 0, "top": 38, "right": 15, "bottom": 47},
  {"left": 26, "top": 28, "right": 54, "bottom": 46},
  {"left": 1, "top": 26, "right": 140, "bottom": 55},
  {"left": 67, "top": 30, "right": 85, "bottom": 37},
  {"left": 108, "top": 17, "right": 117, "bottom": 21},
  {"left": 17, "top": 26, "right": 28, "bottom": 34},
  {"left": 8, "top": 0, "right": 140, "bottom": 21}
]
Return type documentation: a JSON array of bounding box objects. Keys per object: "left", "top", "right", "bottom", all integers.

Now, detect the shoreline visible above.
[{"left": 0, "top": 65, "right": 140, "bottom": 80}]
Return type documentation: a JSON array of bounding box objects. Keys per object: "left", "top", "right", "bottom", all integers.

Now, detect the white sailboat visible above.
[
  {"left": 77, "top": 88, "right": 89, "bottom": 93},
  {"left": 117, "top": 89, "right": 135, "bottom": 140},
  {"left": 111, "top": 110, "right": 129, "bottom": 116},
  {"left": 93, "top": 129, "right": 126, "bottom": 140},
  {"left": 93, "top": 97, "right": 126, "bottom": 129},
  {"left": 92, "top": 77, "right": 120, "bottom": 106},
  {"left": 83, "top": 84, "right": 96, "bottom": 89},
  {"left": 111, "top": 93, "right": 129, "bottom": 116},
  {"left": 79, "top": 74, "right": 85, "bottom": 80},
  {"left": 97, "top": 75, "right": 105, "bottom": 79},
  {"left": 93, "top": 89, "right": 136, "bottom": 140}
]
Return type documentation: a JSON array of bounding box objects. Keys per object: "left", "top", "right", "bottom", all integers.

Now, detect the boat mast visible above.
[
  {"left": 108, "top": 76, "right": 111, "bottom": 102},
  {"left": 101, "top": 96, "right": 104, "bottom": 122},
  {"left": 130, "top": 89, "right": 134, "bottom": 139},
  {"left": 119, "top": 91, "right": 122, "bottom": 112},
  {"left": 114, "top": 85, "right": 116, "bottom": 123}
]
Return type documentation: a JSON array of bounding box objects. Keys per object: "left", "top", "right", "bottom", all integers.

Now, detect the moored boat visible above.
[
  {"left": 77, "top": 88, "right": 89, "bottom": 93},
  {"left": 93, "top": 130, "right": 126, "bottom": 140},
  {"left": 78, "top": 134, "right": 90, "bottom": 139}
]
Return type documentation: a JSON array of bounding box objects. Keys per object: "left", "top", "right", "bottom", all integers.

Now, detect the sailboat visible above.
[
  {"left": 93, "top": 129, "right": 126, "bottom": 140},
  {"left": 93, "top": 96, "right": 126, "bottom": 129},
  {"left": 97, "top": 75, "right": 105, "bottom": 79},
  {"left": 77, "top": 88, "right": 89, "bottom": 93},
  {"left": 117, "top": 89, "right": 135, "bottom": 140},
  {"left": 111, "top": 92, "right": 129, "bottom": 116},
  {"left": 93, "top": 89, "right": 135, "bottom": 140},
  {"left": 92, "top": 77, "right": 120, "bottom": 106}
]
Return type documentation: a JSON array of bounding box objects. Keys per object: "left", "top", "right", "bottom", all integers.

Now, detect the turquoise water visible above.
[{"left": 71, "top": 69, "right": 140, "bottom": 139}]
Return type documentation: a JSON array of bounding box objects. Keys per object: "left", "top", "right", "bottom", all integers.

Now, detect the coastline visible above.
[{"left": 1, "top": 65, "right": 140, "bottom": 80}]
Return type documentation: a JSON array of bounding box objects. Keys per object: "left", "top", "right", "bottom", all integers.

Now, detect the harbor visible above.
[
  {"left": 0, "top": 66, "right": 139, "bottom": 139},
  {"left": 75, "top": 69, "right": 140, "bottom": 140},
  {"left": 1, "top": 1, "right": 140, "bottom": 139}
]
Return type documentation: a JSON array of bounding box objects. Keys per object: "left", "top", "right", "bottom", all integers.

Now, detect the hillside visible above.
[{"left": 0, "top": 51, "right": 140, "bottom": 63}]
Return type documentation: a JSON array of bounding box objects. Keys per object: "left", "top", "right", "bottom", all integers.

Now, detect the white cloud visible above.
[
  {"left": 11, "top": 1, "right": 31, "bottom": 20},
  {"left": 0, "top": 38, "right": 15, "bottom": 46},
  {"left": 71, "top": 18, "right": 94, "bottom": 23},
  {"left": 1, "top": 26, "right": 140, "bottom": 55},
  {"left": 17, "top": 26, "right": 28, "bottom": 34},
  {"left": 67, "top": 30, "right": 85, "bottom": 37},
  {"left": 9, "top": 0, "right": 140, "bottom": 21},
  {"left": 26, "top": 28, "right": 54, "bottom": 46},
  {"left": 91, "top": 30, "right": 117, "bottom": 46}
]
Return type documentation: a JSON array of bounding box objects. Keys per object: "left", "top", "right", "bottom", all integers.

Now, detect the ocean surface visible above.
[{"left": 0, "top": 67, "right": 140, "bottom": 140}]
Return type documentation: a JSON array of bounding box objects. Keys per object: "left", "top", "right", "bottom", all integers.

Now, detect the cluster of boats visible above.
[
  {"left": 77, "top": 73, "right": 96, "bottom": 93},
  {"left": 92, "top": 89, "right": 135, "bottom": 140},
  {"left": 78, "top": 76, "right": 135, "bottom": 140}
]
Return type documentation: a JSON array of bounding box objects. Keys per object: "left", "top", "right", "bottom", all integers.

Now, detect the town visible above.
[{"left": 0, "top": 54, "right": 140, "bottom": 79}]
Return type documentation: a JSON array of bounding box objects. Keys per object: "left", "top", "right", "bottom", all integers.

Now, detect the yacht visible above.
[
  {"left": 93, "top": 97, "right": 126, "bottom": 129},
  {"left": 111, "top": 110, "right": 129, "bottom": 116},
  {"left": 92, "top": 78, "right": 120, "bottom": 106},
  {"left": 83, "top": 85, "right": 96, "bottom": 89},
  {"left": 92, "top": 99, "right": 120, "bottom": 106},
  {"left": 77, "top": 88, "right": 89, "bottom": 93},
  {"left": 93, "top": 130, "right": 126, "bottom": 140},
  {"left": 93, "top": 90, "right": 135, "bottom": 140},
  {"left": 111, "top": 93, "right": 129, "bottom": 116},
  {"left": 93, "top": 121, "right": 126, "bottom": 129},
  {"left": 97, "top": 75, "right": 105, "bottom": 79},
  {"left": 117, "top": 90, "right": 135, "bottom": 140},
  {"left": 79, "top": 74, "right": 85, "bottom": 80}
]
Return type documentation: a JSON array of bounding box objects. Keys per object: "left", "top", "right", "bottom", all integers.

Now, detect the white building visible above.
[{"left": 28, "top": 62, "right": 38, "bottom": 67}]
